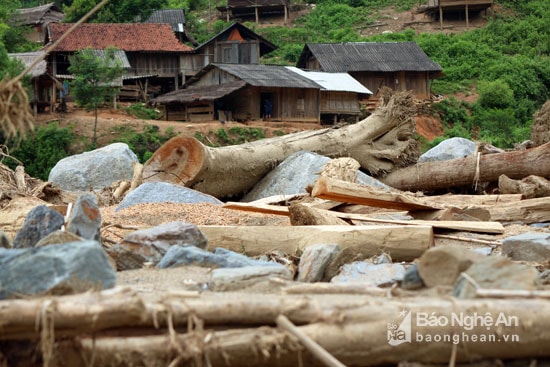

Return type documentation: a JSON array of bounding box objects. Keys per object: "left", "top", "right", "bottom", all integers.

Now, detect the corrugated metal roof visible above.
[
  {"left": 12, "top": 2, "right": 64, "bottom": 26},
  {"left": 8, "top": 51, "right": 47, "bottom": 77},
  {"left": 297, "top": 42, "right": 442, "bottom": 73},
  {"left": 149, "top": 80, "right": 247, "bottom": 104},
  {"left": 145, "top": 8, "right": 186, "bottom": 31},
  {"left": 211, "top": 63, "right": 320, "bottom": 89},
  {"left": 285, "top": 66, "right": 372, "bottom": 94},
  {"left": 47, "top": 23, "right": 194, "bottom": 52}
]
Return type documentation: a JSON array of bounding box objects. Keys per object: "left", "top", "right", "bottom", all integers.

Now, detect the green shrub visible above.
[
  {"left": 111, "top": 124, "right": 177, "bottom": 163},
  {"left": 7, "top": 122, "right": 75, "bottom": 181},
  {"left": 476, "top": 79, "right": 514, "bottom": 109},
  {"left": 125, "top": 103, "right": 162, "bottom": 120}
]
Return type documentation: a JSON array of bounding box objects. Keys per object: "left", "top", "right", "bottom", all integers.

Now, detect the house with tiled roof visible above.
[
  {"left": 46, "top": 23, "right": 194, "bottom": 102},
  {"left": 296, "top": 42, "right": 443, "bottom": 99}
]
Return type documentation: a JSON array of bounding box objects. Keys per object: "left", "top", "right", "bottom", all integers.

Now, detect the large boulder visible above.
[
  {"left": 0, "top": 241, "right": 116, "bottom": 299},
  {"left": 243, "top": 151, "right": 390, "bottom": 202},
  {"left": 48, "top": 143, "right": 138, "bottom": 191},
  {"left": 117, "top": 182, "right": 222, "bottom": 211},
  {"left": 419, "top": 137, "right": 476, "bottom": 163}
]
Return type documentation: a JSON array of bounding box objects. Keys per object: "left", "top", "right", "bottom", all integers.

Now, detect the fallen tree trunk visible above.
[
  {"left": 199, "top": 224, "right": 432, "bottom": 262},
  {"left": 7, "top": 295, "right": 548, "bottom": 366},
  {"left": 380, "top": 142, "right": 550, "bottom": 192},
  {"left": 142, "top": 90, "right": 419, "bottom": 198}
]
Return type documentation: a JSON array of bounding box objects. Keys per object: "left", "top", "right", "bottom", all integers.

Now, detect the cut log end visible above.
[{"left": 142, "top": 136, "right": 205, "bottom": 186}]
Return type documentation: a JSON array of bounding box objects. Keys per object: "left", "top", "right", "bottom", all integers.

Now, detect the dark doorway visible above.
[{"left": 260, "top": 92, "right": 274, "bottom": 121}]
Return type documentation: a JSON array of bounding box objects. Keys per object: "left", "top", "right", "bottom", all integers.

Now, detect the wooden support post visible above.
[
  {"left": 439, "top": 2, "right": 443, "bottom": 31},
  {"left": 465, "top": 4, "right": 469, "bottom": 28},
  {"left": 226, "top": 6, "right": 230, "bottom": 21},
  {"left": 284, "top": 4, "right": 288, "bottom": 25},
  {"left": 255, "top": 6, "right": 259, "bottom": 24}
]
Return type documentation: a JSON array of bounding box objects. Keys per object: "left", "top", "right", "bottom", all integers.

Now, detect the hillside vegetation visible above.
[
  {"left": 217, "top": 0, "right": 548, "bottom": 148},
  {"left": 1, "top": 0, "right": 549, "bottom": 180}
]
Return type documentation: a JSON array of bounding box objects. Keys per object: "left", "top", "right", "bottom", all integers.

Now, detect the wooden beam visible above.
[{"left": 311, "top": 176, "right": 442, "bottom": 211}]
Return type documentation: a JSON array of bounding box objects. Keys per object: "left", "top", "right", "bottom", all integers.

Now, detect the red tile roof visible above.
[{"left": 48, "top": 23, "right": 194, "bottom": 52}]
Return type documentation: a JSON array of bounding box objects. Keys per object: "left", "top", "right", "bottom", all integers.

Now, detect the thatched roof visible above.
[
  {"left": 149, "top": 81, "right": 247, "bottom": 105},
  {"left": 296, "top": 42, "right": 442, "bottom": 73},
  {"left": 12, "top": 2, "right": 64, "bottom": 26}
]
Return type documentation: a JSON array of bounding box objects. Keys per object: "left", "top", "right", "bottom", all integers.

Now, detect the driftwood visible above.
[
  {"left": 2, "top": 290, "right": 550, "bottom": 366},
  {"left": 199, "top": 224, "right": 433, "bottom": 262},
  {"left": 380, "top": 142, "right": 550, "bottom": 192},
  {"left": 142, "top": 90, "right": 419, "bottom": 198}
]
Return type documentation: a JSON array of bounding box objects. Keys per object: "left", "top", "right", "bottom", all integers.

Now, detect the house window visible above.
[{"left": 222, "top": 47, "right": 232, "bottom": 63}]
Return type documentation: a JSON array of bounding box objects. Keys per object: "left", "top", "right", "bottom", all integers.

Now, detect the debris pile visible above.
[{"left": 1, "top": 91, "right": 549, "bottom": 367}]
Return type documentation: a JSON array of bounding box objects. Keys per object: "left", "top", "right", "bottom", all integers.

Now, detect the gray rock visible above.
[
  {"left": 117, "top": 182, "right": 222, "bottom": 211},
  {"left": 48, "top": 142, "right": 138, "bottom": 191},
  {"left": 419, "top": 137, "right": 476, "bottom": 163},
  {"left": 453, "top": 256, "right": 539, "bottom": 299},
  {"left": 297, "top": 244, "right": 340, "bottom": 282},
  {"left": 0, "top": 231, "right": 11, "bottom": 248},
  {"left": 330, "top": 262, "right": 406, "bottom": 287},
  {"left": 157, "top": 246, "right": 282, "bottom": 269},
  {"left": 401, "top": 264, "right": 424, "bottom": 290},
  {"left": 0, "top": 241, "right": 116, "bottom": 299},
  {"left": 417, "top": 246, "right": 485, "bottom": 288},
  {"left": 502, "top": 232, "right": 550, "bottom": 262},
  {"left": 109, "top": 221, "right": 207, "bottom": 270},
  {"left": 243, "top": 151, "right": 390, "bottom": 202},
  {"left": 66, "top": 194, "right": 101, "bottom": 241},
  {"left": 35, "top": 230, "right": 84, "bottom": 247},
  {"left": 13, "top": 205, "right": 65, "bottom": 248},
  {"left": 209, "top": 265, "right": 292, "bottom": 292}
]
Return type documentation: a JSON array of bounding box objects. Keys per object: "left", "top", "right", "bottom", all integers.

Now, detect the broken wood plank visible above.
[
  {"left": 223, "top": 201, "right": 290, "bottom": 216},
  {"left": 317, "top": 208, "right": 504, "bottom": 234},
  {"left": 311, "top": 176, "right": 442, "bottom": 211},
  {"left": 419, "top": 193, "right": 524, "bottom": 207},
  {"left": 485, "top": 196, "right": 550, "bottom": 224},
  {"left": 199, "top": 224, "right": 433, "bottom": 262}
]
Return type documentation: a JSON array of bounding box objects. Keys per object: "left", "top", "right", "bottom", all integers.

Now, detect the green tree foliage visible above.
[
  {"left": 68, "top": 47, "right": 125, "bottom": 147},
  {"left": 63, "top": 0, "right": 167, "bottom": 23},
  {"left": 6, "top": 123, "right": 75, "bottom": 181}
]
